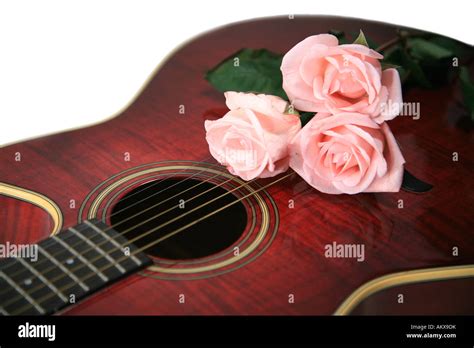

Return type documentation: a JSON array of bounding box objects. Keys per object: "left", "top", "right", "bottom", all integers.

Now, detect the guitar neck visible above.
[{"left": 0, "top": 219, "right": 151, "bottom": 315}]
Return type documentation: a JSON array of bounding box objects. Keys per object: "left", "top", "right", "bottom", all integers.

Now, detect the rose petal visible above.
[
  {"left": 380, "top": 68, "right": 403, "bottom": 121},
  {"left": 299, "top": 45, "right": 329, "bottom": 86},
  {"left": 206, "top": 93, "right": 302, "bottom": 181},
  {"left": 365, "top": 123, "right": 405, "bottom": 192},
  {"left": 225, "top": 91, "right": 288, "bottom": 116},
  {"left": 289, "top": 112, "right": 405, "bottom": 194}
]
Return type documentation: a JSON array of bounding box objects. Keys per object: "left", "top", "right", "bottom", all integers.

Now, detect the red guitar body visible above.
[{"left": 1, "top": 16, "right": 473, "bottom": 315}]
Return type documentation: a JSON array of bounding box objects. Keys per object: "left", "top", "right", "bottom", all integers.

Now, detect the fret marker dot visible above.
[
  {"left": 24, "top": 278, "right": 32, "bottom": 286},
  {"left": 66, "top": 258, "right": 74, "bottom": 265}
]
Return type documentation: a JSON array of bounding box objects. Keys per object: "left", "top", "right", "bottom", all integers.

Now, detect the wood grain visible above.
[{"left": 0, "top": 16, "right": 473, "bottom": 315}]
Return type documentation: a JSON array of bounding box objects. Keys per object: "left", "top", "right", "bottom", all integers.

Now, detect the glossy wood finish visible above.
[
  {"left": 0, "top": 16, "right": 473, "bottom": 315},
  {"left": 0, "top": 196, "right": 54, "bottom": 245}
]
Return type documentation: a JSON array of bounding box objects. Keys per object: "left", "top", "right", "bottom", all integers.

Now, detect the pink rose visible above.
[
  {"left": 289, "top": 112, "right": 405, "bottom": 194},
  {"left": 205, "top": 92, "right": 301, "bottom": 180},
  {"left": 281, "top": 34, "right": 403, "bottom": 123}
]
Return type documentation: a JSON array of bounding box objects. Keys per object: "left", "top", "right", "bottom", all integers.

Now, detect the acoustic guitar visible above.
[{"left": 0, "top": 15, "right": 473, "bottom": 316}]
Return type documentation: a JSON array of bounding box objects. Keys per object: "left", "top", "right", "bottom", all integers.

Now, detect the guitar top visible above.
[{"left": 0, "top": 15, "right": 473, "bottom": 315}]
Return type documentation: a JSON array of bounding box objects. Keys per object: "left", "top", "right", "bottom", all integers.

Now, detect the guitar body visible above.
[{"left": 1, "top": 16, "right": 473, "bottom": 315}]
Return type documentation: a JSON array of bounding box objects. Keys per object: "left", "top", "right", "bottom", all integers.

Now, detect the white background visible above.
[{"left": 0, "top": 0, "right": 472, "bottom": 146}]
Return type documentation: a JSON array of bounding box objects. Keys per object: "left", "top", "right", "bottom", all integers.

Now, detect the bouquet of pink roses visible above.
[{"left": 204, "top": 31, "right": 441, "bottom": 194}]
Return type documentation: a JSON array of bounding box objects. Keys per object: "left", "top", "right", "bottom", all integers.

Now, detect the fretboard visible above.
[{"left": 0, "top": 218, "right": 151, "bottom": 315}]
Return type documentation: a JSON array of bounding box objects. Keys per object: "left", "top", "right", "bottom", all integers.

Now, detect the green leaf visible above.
[
  {"left": 459, "top": 67, "right": 474, "bottom": 121},
  {"left": 401, "top": 49, "right": 432, "bottom": 88},
  {"left": 284, "top": 104, "right": 299, "bottom": 115},
  {"left": 350, "top": 30, "right": 378, "bottom": 49},
  {"left": 408, "top": 38, "right": 454, "bottom": 61},
  {"left": 328, "top": 29, "right": 345, "bottom": 39},
  {"left": 365, "top": 36, "right": 379, "bottom": 50},
  {"left": 328, "top": 29, "right": 349, "bottom": 44},
  {"left": 205, "top": 48, "right": 287, "bottom": 99},
  {"left": 338, "top": 36, "right": 349, "bottom": 45},
  {"left": 299, "top": 112, "right": 316, "bottom": 127},
  {"left": 429, "top": 36, "right": 471, "bottom": 59},
  {"left": 385, "top": 46, "right": 432, "bottom": 88},
  {"left": 396, "top": 66, "right": 410, "bottom": 83},
  {"left": 352, "top": 30, "right": 369, "bottom": 47}
]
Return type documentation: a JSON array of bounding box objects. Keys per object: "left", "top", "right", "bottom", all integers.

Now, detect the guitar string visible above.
[
  {"left": 75, "top": 156, "right": 212, "bottom": 227},
  {"left": 0, "top": 169, "right": 226, "bottom": 288},
  {"left": 134, "top": 183, "right": 314, "bottom": 274},
  {"left": 0, "top": 168, "right": 228, "bottom": 285},
  {"left": 1, "top": 171, "right": 266, "bottom": 308},
  {"left": 0, "top": 158, "right": 216, "bottom": 277},
  {"left": 136, "top": 183, "right": 314, "bottom": 273},
  {"left": 0, "top": 158, "right": 214, "bottom": 276},
  {"left": 9, "top": 171, "right": 294, "bottom": 315},
  {"left": 0, "top": 172, "right": 233, "bottom": 287},
  {"left": 2, "top": 173, "right": 258, "bottom": 305},
  {"left": 78, "top": 157, "right": 215, "bottom": 221},
  {"left": 45, "top": 158, "right": 216, "bottom": 258}
]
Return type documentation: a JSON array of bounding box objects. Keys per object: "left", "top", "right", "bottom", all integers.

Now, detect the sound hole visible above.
[{"left": 110, "top": 178, "right": 248, "bottom": 260}]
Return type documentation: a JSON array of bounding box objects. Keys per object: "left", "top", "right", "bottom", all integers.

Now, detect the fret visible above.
[
  {"left": 69, "top": 227, "right": 126, "bottom": 274},
  {"left": 0, "top": 219, "right": 152, "bottom": 315},
  {"left": 52, "top": 235, "right": 109, "bottom": 282},
  {"left": 8, "top": 266, "right": 67, "bottom": 314},
  {"left": 1, "top": 250, "right": 80, "bottom": 314},
  {"left": 84, "top": 220, "right": 143, "bottom": 266},
  {"left": 41, "top": 236, "right": 106, "bottom": 289},
  {"left": 0, "top": 271, "right": 45, "bottom": 314},
  {"left": 16, "top": 258, "right": 68, "bottom": 303},
  {"left": 59, "top": 229, "right": 124, "bottom": 280},
  {"left": 37, "top": 245, "right": 89, "bottom": 292},
  {"left": 83, "top": 219, "right": 150, "bottom": 270}
]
